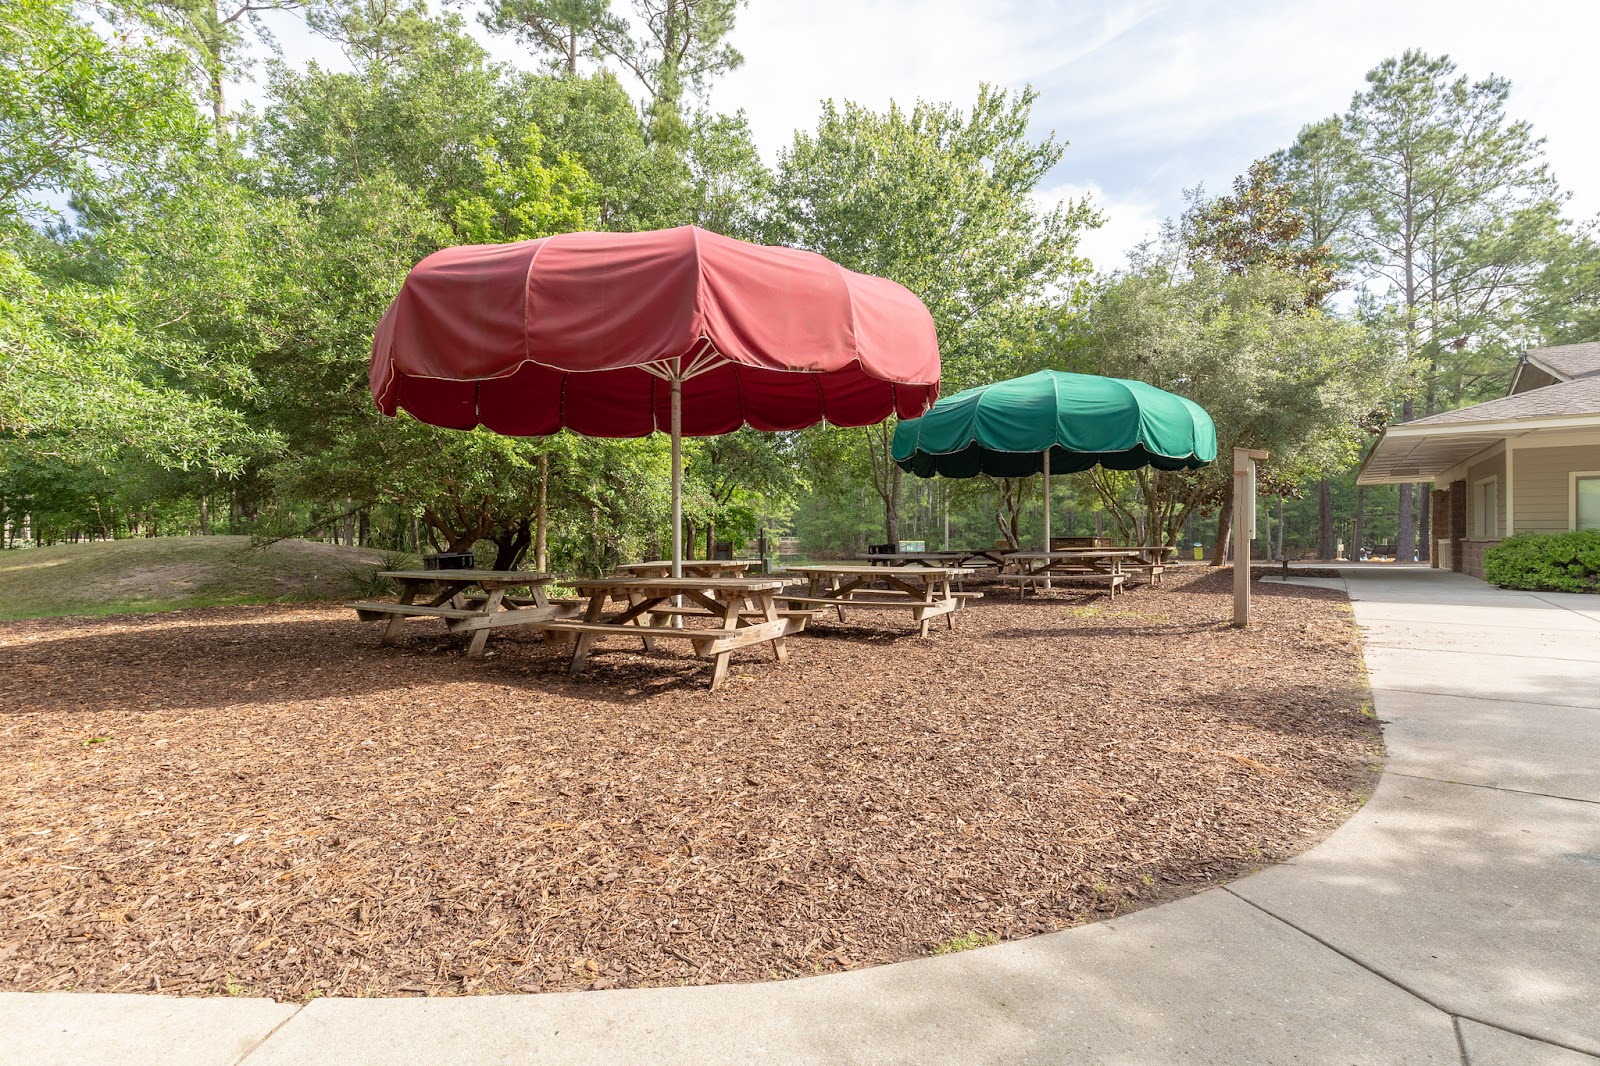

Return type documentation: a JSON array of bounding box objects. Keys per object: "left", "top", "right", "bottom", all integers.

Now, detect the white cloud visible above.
[
  {"left": 706, "top": 0, "right": 1158, "bottom": 161},
  {"left": 1038, "top": 182, "right": 1163, "bottom": 275}
]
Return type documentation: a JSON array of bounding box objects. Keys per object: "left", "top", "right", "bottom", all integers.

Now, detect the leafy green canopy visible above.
[
  {"left": 1, "top": 0, "right": 207, "bottom": 220},
  {"left": 769, "top": 85, "right": 1100, "bottom": 541},
  {"left": 1060, "top": 249, "right": 1404, "bottom": 547}
]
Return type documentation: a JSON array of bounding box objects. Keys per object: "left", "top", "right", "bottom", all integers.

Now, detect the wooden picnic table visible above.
[
  {"left": 351, "top": 569, "right": 578, "bottom": 657},
  {"left": 533, "top": 576, "right": 804, "bottom": 691},
  {"left": 778, "top": 564, "right": 979, "bottom": 637},
  {"left": 1000, "top": 549, "right": 1146, "bottom": 599}
]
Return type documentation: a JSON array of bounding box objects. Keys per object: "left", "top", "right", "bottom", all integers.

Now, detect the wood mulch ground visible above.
[{"left": 0, "top": 567, "right": 1379, "bottom": 1001}]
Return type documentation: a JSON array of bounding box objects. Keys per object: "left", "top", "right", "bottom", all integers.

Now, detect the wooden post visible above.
[{"left": 1232, "top": 447, "right": 1269, "bottom": 627}]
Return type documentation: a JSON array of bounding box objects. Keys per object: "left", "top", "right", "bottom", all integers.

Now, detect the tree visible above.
[
  {"left": 1530, "top": 220, "right": 1600, "bottom": 345},
  {"left": 477, "top": 0, "right": 622, "bottom": 77},
  {"left": 1063, "top": 253, "right": 1403, "bottom": 559},
  {"left": 1328, "top": 51, "right": 1564, "bottom": 561},
  {"left": 111, "top": 0, "right": 305, "bottom": 131},
  {"left": 1, "top": 0, "right": 207, "bottom": 220},
  {"left": 1, "top": 1, "right": 256, "bottom": 473},
  {"left": 1183, "top": 158, "right": 1339, "bottom": 308},
  {"left": 1192, "top": 152, "right": 1351, "bottom": 556},
  {"left": 770, "top": 85, "right": 1098, "bottom": 542},
  {"left": 479, "top": 0, "right": 745, "bottom": 150},
  {"left": 305, "top": 0, "right": 439, "bottom": 66}
]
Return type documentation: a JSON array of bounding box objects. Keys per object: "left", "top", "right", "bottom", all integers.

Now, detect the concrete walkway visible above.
[{"left": 5, "top": 569, "right": 1597, "bottom": 1065}]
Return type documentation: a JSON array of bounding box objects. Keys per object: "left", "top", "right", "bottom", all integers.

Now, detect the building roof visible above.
[
  {"left": 1527, "top": 341, "right": 1600, "bottom": 381},
  {"left": 1358, "top": 341, "right": 1600, "bottom": 485},
  {"left": 1406, "top": 373, "right": 1600, "bottom": 428}
]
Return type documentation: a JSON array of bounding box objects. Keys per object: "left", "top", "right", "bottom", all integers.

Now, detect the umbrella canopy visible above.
[
  {"left": 371, "top": 225, "right": 941, "bottom": 574},
  {"left": 372, "top": 225, "right": 939, "bottom": 435},
  {"left": 893, "top": 370, "right": 1215, "bottom": 568},
  {"left": 892, "top": 370, "right": 1216, "bottom": 478}
]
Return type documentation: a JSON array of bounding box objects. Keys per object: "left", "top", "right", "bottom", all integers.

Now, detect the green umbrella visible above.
[{"left": 892, "top": 370, "right": 1216, "bottom": 567}]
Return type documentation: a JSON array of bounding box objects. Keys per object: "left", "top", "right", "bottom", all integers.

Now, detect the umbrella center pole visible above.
[
  {"left": 1043, "top": 448, "right": 1052, "bottom": 591},
  {"left": 670, "top": 370, "right": 683, "bottom": 581}
]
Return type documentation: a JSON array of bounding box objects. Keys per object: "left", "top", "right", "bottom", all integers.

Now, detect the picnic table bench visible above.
[
  {"left": 532, "top": 576, "right": 805, "bottom": 691},
  {"left": 351, "top": 570, "right": 578, "bottom": 657},
  {"left": 777, "top": 564, "right": 978, "bottom": 637}
]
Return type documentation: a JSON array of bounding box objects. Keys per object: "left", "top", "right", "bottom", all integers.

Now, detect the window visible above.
[
  {"left": 1577, "top": 474, "right": 1600, "bottom": 531},
  {"left": 1476, "top": 477, "right": 1498, "bottom": 539}
]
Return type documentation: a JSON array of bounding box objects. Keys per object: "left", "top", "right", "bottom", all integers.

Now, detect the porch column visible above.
[{"left": 1449, "top": 479, "right": 1467, "bottom": 573}]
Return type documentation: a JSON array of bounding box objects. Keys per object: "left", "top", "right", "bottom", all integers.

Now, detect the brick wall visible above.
[
  {"left": 1460, "top": 538, "right": 1500, "bottom": 580},
  {"left": 1429, "top": 489, "right": 1450, "bottom": 569}
]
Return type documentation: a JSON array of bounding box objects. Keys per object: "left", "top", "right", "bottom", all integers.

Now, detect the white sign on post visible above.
[{"left": 1233, "top": 446, "right": 1269, "bottom": 627}]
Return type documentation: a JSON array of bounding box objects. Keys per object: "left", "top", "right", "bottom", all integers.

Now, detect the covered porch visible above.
[{"left": 1359, "top": 415, "right": 1600, "bottom": 580}]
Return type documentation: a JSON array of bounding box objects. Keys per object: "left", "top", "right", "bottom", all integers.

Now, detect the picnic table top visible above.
[
  {"left": 571, "top": 575, "right": 788, "bottom": 593},
  {"left": 378, "top": 569, "right": 556, "bottom": 583},
  {"left": 782, "top": 563, "right": 974, "bottom": 576}
]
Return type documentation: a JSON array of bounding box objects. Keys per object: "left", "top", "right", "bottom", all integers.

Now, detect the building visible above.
[{"left": 1358, "top": 341, "right": 1600, "bottom": 579}]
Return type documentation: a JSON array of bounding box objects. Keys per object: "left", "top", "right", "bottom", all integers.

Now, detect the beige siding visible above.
[
  {"left": 1467, "top": 451, "right": 1506, "bottom": 538},
  {"left": 1512, "top": 444, "right": 1600, "bottom": 531}
]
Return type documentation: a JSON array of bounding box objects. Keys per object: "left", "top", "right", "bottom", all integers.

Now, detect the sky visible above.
[{"left": 250, "top": 0, "right": 1600, "bottom": 272}]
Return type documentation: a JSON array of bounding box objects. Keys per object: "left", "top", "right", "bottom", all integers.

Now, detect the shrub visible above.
[{"left": 1482, "top": 530, "right": 1600, "bottom": 592}]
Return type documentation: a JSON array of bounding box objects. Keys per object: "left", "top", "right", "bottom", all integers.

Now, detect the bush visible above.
[{"left": 1482, "top": 530, "right": 1600, "bottom": 592}]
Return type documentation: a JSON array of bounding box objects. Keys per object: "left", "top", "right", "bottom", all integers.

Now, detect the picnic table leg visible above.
[
  {"left": 568, "top": 593, "right": 607, "bottom": 675},
  {"left": 758, "top": 592, "right": 788, "bottom": 663},
  {"left": 381, "top": 582, "right": 421, "bottom": 645},
  {"left": 915, "top": 576, "right": 937, "bottom": 637},
  {"left": 464, "top": 587, "right": 504, "bottom": 658},
  {"left": 706, "top": 594, "right": 741, "bottom": 690},
  {"left": 625, "top": 592, "right": 659, "bottom": 652}
]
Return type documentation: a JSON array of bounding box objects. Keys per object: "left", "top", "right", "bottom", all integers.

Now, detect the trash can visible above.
[
  {"left": 1192, "top": 543, "right": 1204, "bottom": 560},
  {"left": 424, "top": 552, "right": 475, "bottom": 570}
]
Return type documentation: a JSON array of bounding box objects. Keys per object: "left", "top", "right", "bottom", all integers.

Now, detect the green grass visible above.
[
  {"left": 931, "top": 931, "right": 1000, "bottom": 955},
  {"left": 0, "top": 535, "right": 389, "bottom": 620}
]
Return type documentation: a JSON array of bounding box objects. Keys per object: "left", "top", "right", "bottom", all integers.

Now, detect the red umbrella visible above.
[{"left": 371, "top": 225, "right": 941, "bottom": 574}]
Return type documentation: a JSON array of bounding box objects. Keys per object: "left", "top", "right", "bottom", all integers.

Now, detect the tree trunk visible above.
[
  {"left": 1396, "top": 396, "right": 1417, "bottom": 563},
  {"left": 1316, "top": 479, "right": 1334, "bottom": 559},
  {"left": 1417, "top": 498, "right": 1431, "bottom": 563},
  {"left": 198, "top": 495, "right": 209, "bottom": 536},
  {"left": 1397, "top": 484, "right": 1415, "bottom": 561},
  {"left": 884, "top": 463, "right": 901, "bottom": 545},
  {"left": 1352, "top": 486, "right": 1366, "bottom": 557},
  {"left": 1210, "top": 494, "right": 1233, "bottom": 566},
  {"left": 491, "top": 518, "right": 532, "bottom": 571},
  {"left": 535, "top": 453, "right": 549, "bottom": 571}
]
